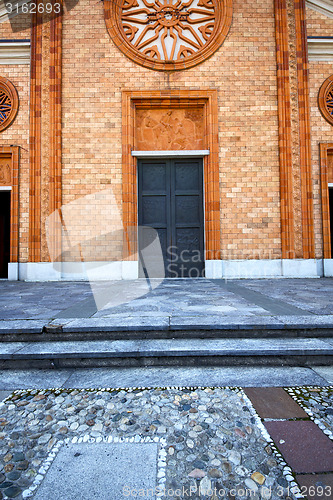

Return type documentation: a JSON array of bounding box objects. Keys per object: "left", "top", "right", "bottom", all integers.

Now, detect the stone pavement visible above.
[
  {"left": 0, "top": 278, "right": 333, "bottom": 334},
  {"left": 1, "top": 278, "right": 333, "bottom": 369},
  {"left": 0, "top": 278, "right": 332, "bottom": 498},
  {"left": 0, "top": 381, "right": 332, "bottom": 500}
]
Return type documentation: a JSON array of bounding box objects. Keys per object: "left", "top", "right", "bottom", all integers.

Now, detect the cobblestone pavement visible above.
[
  {"left": 285, "top": 386, "right": 333, "bottom": 438},
  {"left": 0, "top": 384, "right": 332, "bottom": 500}
]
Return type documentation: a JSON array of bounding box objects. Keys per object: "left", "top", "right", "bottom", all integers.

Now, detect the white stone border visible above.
[
  {"left": 10, "top": 258, "right": 328, "bottom": 281},
  {"left": 14, "top": 261, "right": 139, "bottom": 281},
  {"left": 207, "top": 259, "right": 323, "bottom": 279},
  {"left": 20, "top": 431, "right": 167, "bottom": 499},
  {"left": 131, "top": 150, "right": 210, "bottom": 158},
  {"left": 22, "top": 440, "right": 63, "bottom": 498}
]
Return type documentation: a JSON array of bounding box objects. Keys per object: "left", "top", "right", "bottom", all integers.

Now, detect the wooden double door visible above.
[{"left": 138, "top": 158, "right": 205, "bottom": 278}]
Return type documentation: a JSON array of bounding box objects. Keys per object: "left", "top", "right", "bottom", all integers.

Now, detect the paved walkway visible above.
[
  {"left": 0, "top": 278, "right": 333, "bottom": 498},
  {"left": 0, "top": 382, "right": 332, "bottom": 500},
  {"left": 0, "top": 278, "right": 333, "bottom": 333}
]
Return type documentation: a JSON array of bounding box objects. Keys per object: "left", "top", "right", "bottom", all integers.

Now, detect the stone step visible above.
[
  {"left": 1, "top": 316, "right": 333, "bottom": 342},
  {"left": 0, "top": 337, "right": 332, "bottom": 369}
]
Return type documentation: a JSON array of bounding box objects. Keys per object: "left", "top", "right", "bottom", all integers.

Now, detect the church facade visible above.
[{"left": 0, "top": 0, "right": 333, "bottom": 280}]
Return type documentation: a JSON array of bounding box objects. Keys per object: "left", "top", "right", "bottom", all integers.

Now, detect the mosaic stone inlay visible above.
[
  {"left": 285, "top": 386, "right": 333, "bottom": 441},
  {"left": 0, "top": 386, "right": 302, "bottom": 500},
  {"left": 0, "top": 77, "right": 19, "bottom": 133},
  {"left": 105, "top": 0, "right": 232, "bottom": 71}
]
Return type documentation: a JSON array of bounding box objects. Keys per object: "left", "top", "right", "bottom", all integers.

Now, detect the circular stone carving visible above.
[
  {"left": 104, "top": 0, "right": 232, "bottom": 71},
  {"left": 318, "top": 75, "right": 333, "bottom": 126},
  {"left": 0, "top": 77, "right": 19, "bottom": 133}
]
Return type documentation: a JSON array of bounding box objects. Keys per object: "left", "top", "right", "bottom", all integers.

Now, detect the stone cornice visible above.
[
  {"left": 0, "top": 40, "right": 30, "bottom": 64},
  {"left": 306, "top": 0, "right": 333, "bottom": 19},
  {"left": 308, "top": 37, "right": 333, "bottom": 60}
]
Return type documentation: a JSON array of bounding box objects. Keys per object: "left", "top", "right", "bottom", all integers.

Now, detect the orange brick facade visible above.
[{"left": 0, "top": 0, "right": 333, "bottom": 279}]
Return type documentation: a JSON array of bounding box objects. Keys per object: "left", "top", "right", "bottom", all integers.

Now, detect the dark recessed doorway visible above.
[
  {"left": 0, "top": 191, "right": 10, "bottom": 278},
  {"left": 328, "top": 187, "right": 333, "bottom": 259},
  {"left": 138, "top": 158, "right": 205, "bottom": 278}
]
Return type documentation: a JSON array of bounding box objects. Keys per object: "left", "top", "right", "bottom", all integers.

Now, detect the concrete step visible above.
[
  {"left": 1, "top": 316, "right": 333, "bottom": 342},
  {"left": 0, "top": 337, "right": 332, "bottom": 369}
]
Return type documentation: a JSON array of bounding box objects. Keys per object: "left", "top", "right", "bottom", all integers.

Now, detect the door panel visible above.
[
  {"left": 138, "top": 159, "right": 204, "bottom": 278},
  {"left": 175, "top": 161, "right": 201, "bottom": 190},
  {"left": 141, "top": 196, "right": 167, "bottom": 225},
  {"left": 142, "top": 164, "right": 167, "bottom": 191},
  {"left": 175, "top": 196, "right": 200, "bottom": 224}
]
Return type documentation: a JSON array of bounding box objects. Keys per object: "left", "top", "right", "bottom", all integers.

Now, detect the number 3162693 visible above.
[{"left": 6, "top": 3, "right": 61, "bottom": 14}]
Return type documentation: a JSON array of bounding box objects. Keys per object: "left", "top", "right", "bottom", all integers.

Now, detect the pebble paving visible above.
[
  {"left": 0, "top": 386, "right": 303, "bottom": 500},
  {"left": 284, "top": 386, "right": 333, "bottom": 440}
]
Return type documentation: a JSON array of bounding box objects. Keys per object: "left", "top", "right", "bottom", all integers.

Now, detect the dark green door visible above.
[{"left": 138, "top": 158, "right": 204, "bottom": 278}]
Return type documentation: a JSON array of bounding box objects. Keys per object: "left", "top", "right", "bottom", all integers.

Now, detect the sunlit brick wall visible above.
[
  {"left": 306, "top": 6, "right": 333, "bottom": 36},
  {"left": 61, "top": 0, "right": 281, "bottom": 262},
  {"left": 309, "top": 63, "right": 333, "bottom": 257},
  {"left": 0, "top": 65, "right": 30, "bottom": 261}
]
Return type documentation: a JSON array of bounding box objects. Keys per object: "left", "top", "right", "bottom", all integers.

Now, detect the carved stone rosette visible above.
[
  {"left": 0, "top": 77, "right": 19, "bottom": 133},
  {"left": 319, "top": 75, "right": 333, "bottom": 126},
  {"left": 104, "top": 0, "right": 232, "bottom": 71}
]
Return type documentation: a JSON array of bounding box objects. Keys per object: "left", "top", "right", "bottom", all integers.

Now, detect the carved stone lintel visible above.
[{"left": 0, "top": 162, "right": 11, "bottom": 185}]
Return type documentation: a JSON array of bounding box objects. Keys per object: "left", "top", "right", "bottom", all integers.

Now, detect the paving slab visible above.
[
  {"left": 238, "top": 278, "right": 333, "bottom": 315},
  {"left": 264, "top": 420, "right": 333, "bottom": 473},
  {"left": 1, "top": 338, "right": 333, "bottom": 360},
  {"left": 33, "top": 442, "right": 158, "bottom": 500},
  {"left": 62, "top": 366, "right": 328, "bottom": 389},
  {"left": 0, "top": 342, "right": 28, "bottom": 355},
  {"left": 53, "top": 296, "right": 97, "bottom": 318},
  {"left": 0, "top": 390, "right": 11, "bottom": 401},
  {"left": 0, "top": 367, "right": 326, "bottom": 390},
  {"left": 0, "top": 369, "right": 73, "bottom": 389},
  {"left": 276, "top": 315, "right": 333, "bottom": 328},
  {"left": 63, "top": 317, "right": 170, "bottom": 332},
  {"left": 0, "top": 279, "right": 333, "bottom": 335},
  {"left": 0, "top": 320, "right": 45, "bottom": 334},
  {"left": 211, "top": 280, "right": 313, "bottom": 316},
  {"left": 295, "top": 473, "right": 333, "bottom": 500},
  {"left": 243, "top": 387, "right": 308, "bottom": 419},
  {"left": 311, "top": 367, "right": 333, "bottom": 384},
  {"left": 169, "top": 315, "right": 285, "bottom": 330}
]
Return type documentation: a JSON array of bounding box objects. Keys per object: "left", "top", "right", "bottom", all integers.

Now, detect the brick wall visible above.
[
  {"left": 61, "top": 0, "right": 281, "bottom": 262},
  {"left": 0, "top": 13, "right": 30, "bottom": 39},
  {"left": 0, "top": 66, "right": 30, "bottom": 261},
  {"left": 306, "top": 6, "right": 333, "bottom": 36},
  {"left": 309, "top": 63, "right": 333, "bottom": 257}
]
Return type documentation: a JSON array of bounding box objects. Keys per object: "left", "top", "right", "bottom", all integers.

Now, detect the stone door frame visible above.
[
  {"left": 0, "top": 146, "right": 19, "bottom": 269},
  {"left": 121, "top": 89, "right": 220, "bottom": 262},
  {"left": 320, "top": 142, "right": 333, "bottom": 258}
]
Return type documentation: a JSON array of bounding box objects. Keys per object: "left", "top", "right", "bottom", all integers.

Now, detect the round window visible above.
[
  {"left": 0, "top": 77, "right": 19, "bottom": 133},
  {"left": 104, "top": 0, "right": 232, "bottom": 71},
  {"left": 318, "top": 75, "right": 333, "bottom": 126}
]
